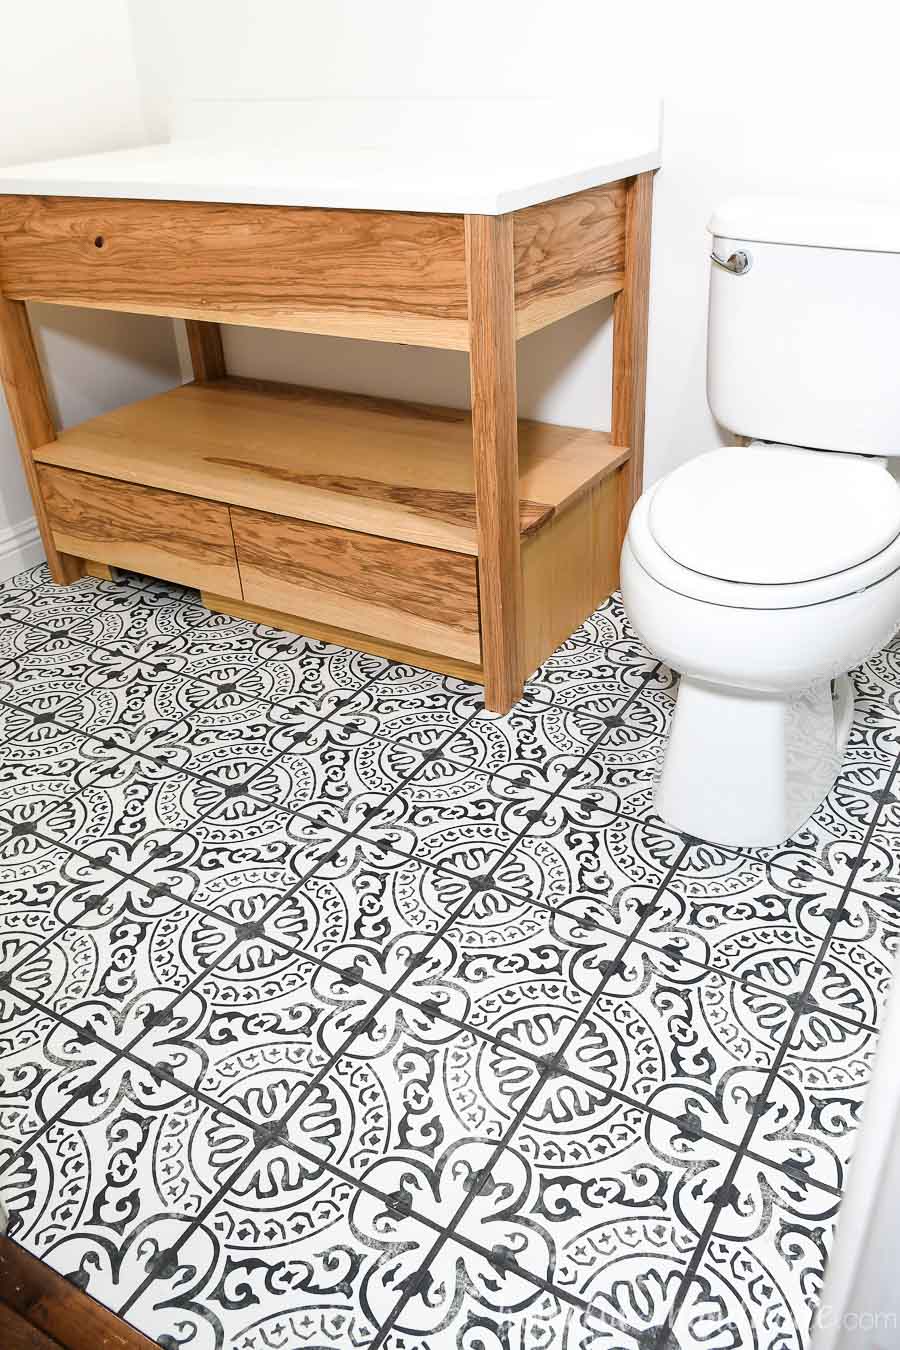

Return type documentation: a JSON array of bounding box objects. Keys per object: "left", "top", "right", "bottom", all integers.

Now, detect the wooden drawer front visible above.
[
  {"left": 232, "top": 507, "right": 481, "bottom": 664},
  {"left": 0, "top": 196, "right": 469, "bottom": 349},
  {"left": 37, "top": 465, "right": 242, "bottom": 597}
]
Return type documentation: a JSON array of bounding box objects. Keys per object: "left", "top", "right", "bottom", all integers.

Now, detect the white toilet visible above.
[{"left": 621, "top": 195, "right": 900, "bottom": 849}]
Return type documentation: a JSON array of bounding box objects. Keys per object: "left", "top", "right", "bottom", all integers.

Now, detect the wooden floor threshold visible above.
[{"left": 0, "top": 1238, "right": 157, "bottom": 1350}]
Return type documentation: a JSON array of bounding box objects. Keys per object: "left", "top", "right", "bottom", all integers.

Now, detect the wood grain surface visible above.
[
  {"left": 0, "top": 196, "right": 470, "bottom": 349},
  {"left": 612, "top": 172, "right": 654, "bottom": 530},
  {"left": 0, "top": 297, "right": 81, "bottom": 582},
  {"left": 37, "top": 464, "right": 242, "bottom": 596},
  {"left": 33, "top": 377, "right": 628, "bottom": 556},
  {"left": 82, "top": 560, "right": 114, "bottom": 581},
  {"left": 203, "top": 591, "right": 485, "bottom": 684},
  {"left": 184, "top": 319, "right": 226, "bottom": 380},
  {"left": 513, "top": 181, "right": 626, "bottom": 337},
  {"left": 465, "top": 213, "right": 523, "bottom": 711},
  {"left": 0, "top": 1237, "right": 157, "bottom": 1350},
  {"left": 0, "top": 1302, "right": 62, "bottom": 1350},
  {"left": 232, "top": 506, "right": 481, "bottom": 662},
  {"left": 521, "top": 462, "right": 625, "bottom": 676}
]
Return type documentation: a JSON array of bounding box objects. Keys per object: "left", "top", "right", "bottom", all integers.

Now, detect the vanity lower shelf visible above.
[{"left": 32, "top": 376, "right": 629, "bottom": 681}]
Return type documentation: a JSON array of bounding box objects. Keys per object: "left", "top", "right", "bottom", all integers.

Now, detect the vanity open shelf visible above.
[{"left": 32, "top": 375, "right": 629, "bottom": 681}]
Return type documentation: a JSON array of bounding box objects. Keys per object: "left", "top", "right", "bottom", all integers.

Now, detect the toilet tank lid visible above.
[{"left": 708, "top": 194, "right": 900, "bottom": 253}]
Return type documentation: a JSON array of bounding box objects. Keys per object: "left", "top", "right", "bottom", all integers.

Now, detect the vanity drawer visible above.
[
  {"left": 0, "top": 195, "right": 469, "bottom": 348},
  {"left": 231, "top": 506, "right": 481, "bottom": 663},
  {"left": 36, "top": 465, "right": 242, "bottom": 597}
]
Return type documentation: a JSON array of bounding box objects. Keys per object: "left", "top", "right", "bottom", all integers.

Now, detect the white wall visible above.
[
  {"left": 126, "top": 0, "right": 900, "bottom": 486},
  {"left": 0, "top": 0, "right": 181, "bottom": 577}
]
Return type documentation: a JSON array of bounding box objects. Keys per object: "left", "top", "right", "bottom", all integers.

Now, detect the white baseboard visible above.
[{"left": 0, "top": 516, "right": 45, "bottom": 582}]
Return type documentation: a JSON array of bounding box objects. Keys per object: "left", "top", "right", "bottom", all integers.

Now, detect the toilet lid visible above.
[{"left": 649, "top": 445, "right": 900, "bottom": 584}]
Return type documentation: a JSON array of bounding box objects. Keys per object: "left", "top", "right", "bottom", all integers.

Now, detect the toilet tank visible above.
[{"left": 707, "top": 195, "right": 900, "bottom": 455}]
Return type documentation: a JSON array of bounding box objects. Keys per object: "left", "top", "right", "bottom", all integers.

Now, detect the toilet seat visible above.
[
  {"left": 649, "top": 444, "right": 900, "bottom": 584},
  {"left": 630, "top": 450, "right": 900, "bottom": 610}
]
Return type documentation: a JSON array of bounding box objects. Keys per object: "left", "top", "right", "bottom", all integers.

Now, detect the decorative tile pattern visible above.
[{"left": 0, "top": 562, "right": 895, "bottom": 1349}]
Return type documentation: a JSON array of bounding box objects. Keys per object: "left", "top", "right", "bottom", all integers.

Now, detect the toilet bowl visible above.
[
  {"left": 620, "top": 194, "right": 900, "bottom": 848},
  {"left": 622, "top": 447, "right": 900, "bottom": 846}
]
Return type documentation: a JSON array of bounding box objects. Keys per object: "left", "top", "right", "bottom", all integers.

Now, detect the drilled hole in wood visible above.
[{"left": 94, "top": 235, "right": 104, "bottom": 248}]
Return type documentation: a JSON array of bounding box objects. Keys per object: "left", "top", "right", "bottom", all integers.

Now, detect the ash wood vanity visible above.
[{"left": 0, "top": 106, "right": 658, "bottom": 712}]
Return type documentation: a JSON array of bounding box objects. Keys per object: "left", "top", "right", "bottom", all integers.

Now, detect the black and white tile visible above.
[{"left": 0, "top": 561, "right": 895, "bottom": 1349}]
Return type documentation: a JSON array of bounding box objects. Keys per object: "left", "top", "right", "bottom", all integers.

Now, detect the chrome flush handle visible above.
[{"left": 711, "top": 248, "right": 752, "bottom": 275}]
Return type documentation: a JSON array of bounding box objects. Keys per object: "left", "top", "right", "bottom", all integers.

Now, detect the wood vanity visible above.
[{"left": 0, "top": 106, "right": 658, "bottom": 712}]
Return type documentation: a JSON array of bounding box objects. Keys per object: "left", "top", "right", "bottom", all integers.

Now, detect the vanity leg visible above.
[
  {"left": 184, "top": 319, "right": 227, "bottom": 381},
  {"left": 0, "top": 297, "right": 82, "bottom": 584},
  {"left": 465, "top": 213, "right": 523, "bottom": 715},
  {"left": 612, "top": 171, "right": 654, "bottom": 541}
]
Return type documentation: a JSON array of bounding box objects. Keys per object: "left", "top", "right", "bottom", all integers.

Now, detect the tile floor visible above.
[{"left": 0, "top": 562, "right": 896, "bottom": 1349}]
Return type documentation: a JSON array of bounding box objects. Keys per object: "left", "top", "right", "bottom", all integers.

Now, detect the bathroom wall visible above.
[
  {"left": 127, "top": 0, "right": 900, "bottom": 485},
  {"left": 0, "top": 0, "right": 182, "bottom": 578}
]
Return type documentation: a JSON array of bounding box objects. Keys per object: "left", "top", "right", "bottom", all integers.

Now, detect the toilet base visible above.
[{"left": 655, "top": 673, "right": 854, "bottom": 848}]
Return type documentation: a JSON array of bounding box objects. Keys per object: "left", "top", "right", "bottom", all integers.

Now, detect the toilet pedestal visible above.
[{"left": 655, "top": 674, "right": 854, "bottom": 848}]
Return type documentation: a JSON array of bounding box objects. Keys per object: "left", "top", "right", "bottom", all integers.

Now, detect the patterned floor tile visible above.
[
  {"left": 439, "top": 694, "right": 605, "bottom": 795},
  {"left": 125, "top": 943, "right": 363, "bottom": 1110},
  {"left": 0, "top": 621, "right": 52, "bottom": 662},
  {"left": 21, "top": 585, "right": 203, "bottom": 657},
  {"left": 266, "top": 834, "right": 470, "bottom": 963},
  {"left": 442, "top": 1117, "right": 716, "bottom": 1305},
  {"left": 0, "top": 814, "right": 126, "bottom": 911},
  {"left": 0, "top": 846, "right": 123, "bottom": 922},
  {"left": 54, "top": 652, "right": 219, "bottom": 748},
  {"left": 339, "top": 667, "right": 483, "bottom": 751},
  {"left": 377, "top": 1256, "right": 586, "bottom": 1350},
  {"left": 79, "top": 592, "right": 209, "bottom": 661},
  {"left": 136, "top": 688, "right": 301, "bottom": 784},
  {"left": 0, "top": 1004, "right": 118, "bottom": 1189},
  {"left": 667, "top": 1221, "right": 830, "bottom": 1349},
  {"left": 3, "top": 1071, "right": 239, "bottom": 1322},
  {"left": 37, "top": 754, "right": 223, "bottom": 871},
  {"left": 183, "top": 795, "right": 349, "bottom": 887},
  {"left": 0, "top": 572, "right": 134, "bottom": 631},
  {"left": 522, "top": 612, "right": 659, "bottom": 698},
  {"left": 121, "top": 1149, "right": 437, "bottom": 1347},
  {"left": 496, "top": 801, "right": 674, "bottom": 905},
  {"left": 6, "top": 883, "right": 234, "bottom": 1026},
  {"left": 0, "top": 636, "right": 119, "bottom": 715},
  {"left": 196, "top": 997, "right": 545, "bottom": 1204},
  {"left": 162, "top": 613, "right": 387, "bottom": 712},
  {"left": 773, "top": 1011, "right": 878, "bottom": 1193},
  {"left": 0, "top": 566, "right": 896, "bottom": 1350},
  {"left": 121, "top": 818, "right": 343, "bottom": 925},
  {"left": 551, "top": 720, "right": 665, "bottom": 815},
  {"left": 246, "top": 721, "right": 425, "bottom": 828},
  {"left": 360, "top": 756, "right": 551, "bottom": 877},
  {"left": 0, "top": 722, "right": 126, "bottom": 810}
]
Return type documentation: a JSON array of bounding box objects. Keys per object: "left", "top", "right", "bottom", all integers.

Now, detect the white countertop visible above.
[{"left": 0, "top": 97, "right": 661, "bottom": 214}]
